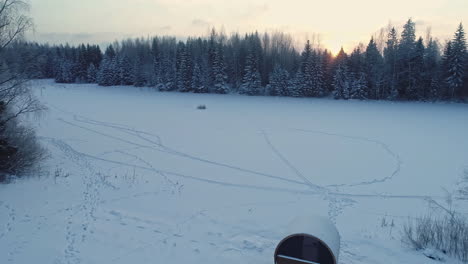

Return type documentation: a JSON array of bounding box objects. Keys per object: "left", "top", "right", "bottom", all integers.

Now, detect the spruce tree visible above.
[
  {"left": 86, "top": 63, "right": 97, "bottom": 83},
  {"left": 332, "top": 63, "right": 351, "bottom": 100},
  {"left": 446, "top": 23, "right": 466, "bottom": 99},
  {"left": 118, "top": 55, "right": 134, "bottom": 86},
  {"left": 212, "top": 45, "right": 229, "bottom": 94},
  {"left": 441, "top": 40, "right": 453, "bottom": 98},
  {"left": 407, "top": 37, "right": 425, "bottom": 100},
  {"left": 97, "top": 45, "right": 118, "bottom": 86},
  {"left": 334, "top": 48, "right": 348, "bottom": 66},
  {"left": 76, "top": 44, "right": 88, "bottom": 82},
  {"left": 350, "top": 72, "right": 368, "bottom": 100},
  {"left": 239, "top": 51, "right": 262, "bottom": 95},
  {"left": 97, "top": 56, "right": 117, "bottom": 86},
  {"left": 55, "top": 59, "right": 75, "bottom": 83},
  {"left": 160, "top": 53, "right": 176, "bottom": 91},
  {"left": 322, "top": 50, "right": 334, "bottom": 93},
  {"left": 176, "top": 43, "right": 191, "bottom": 92},
  {"left": 398, "top": 19, "right": 417, "bottom": 99},
  {"left": 133, "top": 48, "right": 146, "bottom": 87},
  {"left": 384, "top": 27, "right": 399, "bottom": 99},
  {"left": 151, "top": 38, "right": 162, "bottom": 86},
  {"left": 424, "top": 38, "right": 441, "bottom": 100},
  {"left": 365, "top": 37, "right": 384, "bottom": 99},
  {"left": 299, "top": 40, "right": 314, "bottom": 97},
  {"left": 290, "top": 70, "right": 303, "bottom": 97},
  {"left": 269, "top": 65, "right": 290, "bottom": 96},
  {"left": 192, "top": 62, "right": 208, "bottom": 93},
  {"left": 311, "top": 51, "right": 326, "bottom": 97}
]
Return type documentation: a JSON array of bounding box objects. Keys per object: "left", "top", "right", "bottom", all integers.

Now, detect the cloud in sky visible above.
[
  {"left": 28, "top": 0, "right": 467, "bottom": 53},
  {"left": 192, "top": 19, "right": 211, "bottom": 28}
]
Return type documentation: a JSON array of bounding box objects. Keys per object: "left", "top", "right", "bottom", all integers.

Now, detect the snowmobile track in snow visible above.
[
  {"left": 41, "top": 136, "right": 447, "bottom": 203},
  {"left": 57, "top": 115, "right": 307, "bottom": 187},
  {"left": 260, "top": 130, "right": 325, "bottom": 193},
  {"left": 293, "top": 128, "right": 402, "bottom": 188}
]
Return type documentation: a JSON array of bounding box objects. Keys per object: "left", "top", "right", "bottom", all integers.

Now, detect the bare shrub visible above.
[
  {"left": 0, "top": 106, "right": 45, "bottom": 181},
  {"left": 458, "top": 169, "right": 468, "bottom": 199},
  {"left": 0, "top": 0, "right": 45, "bottom": 182},
  {"left": 403, "top": 212, "right": 468, "bottom": 263}
]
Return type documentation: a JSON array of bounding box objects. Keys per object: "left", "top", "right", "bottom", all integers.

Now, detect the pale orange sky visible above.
[{"left": 28, "top": 0, "right": 467, "bottom": 54}]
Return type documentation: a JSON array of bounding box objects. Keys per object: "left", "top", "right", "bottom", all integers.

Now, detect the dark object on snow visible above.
[
  {"left": 197, "top": 105, "right": 207, "bottom": 110},
  {"left": 275, "top": 215, "right": 340, "bottom": 264}
]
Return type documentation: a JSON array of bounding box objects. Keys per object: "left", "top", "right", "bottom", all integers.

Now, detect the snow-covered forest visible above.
[{"left": 5, "top": 19, "right": 468, "bottom": 101}]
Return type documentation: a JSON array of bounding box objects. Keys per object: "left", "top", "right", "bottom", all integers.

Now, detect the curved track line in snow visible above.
[
  {"left": 61, "top": 110, "right": 309, "bottom": 188},
  {"left": 48, "top": 106, "right": 445, "bottom": 201},
  {"left": 260, "top": 130, "right": 325, "bottom": 192},
  {"left": 41, "top": 137, "right": 315, "bottom": 196},
  {"left": 293, "top": 128, "right": 402, "bottom": 188},
  {"left": 73, "top": 115, "right": 163, "bottom": 146},
  {"left": 57, "top": 117, "right": 306, "bottom": 187},
  {"left": 41, "top": 137, "right": 444, "bottom": 202}
]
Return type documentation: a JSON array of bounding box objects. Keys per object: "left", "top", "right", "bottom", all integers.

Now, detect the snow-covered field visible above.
[{"left": 1, "top": 79, "right": 468, "bottom": 264}]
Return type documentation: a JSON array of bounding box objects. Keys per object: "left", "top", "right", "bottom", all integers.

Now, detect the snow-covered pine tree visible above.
[
  {"left": 384, "top": 27, "right": 399, "bottom": 99},
  {"left": 269, "top": 65, "right": 290, "bottom": 96},
  {"left": 348, "top": 46, "right": 366, "bottom": 80},
  {"left": 311, "top": 51, "right": 325, "bottom": 97},
  {"left": 133, "top": 54, "right": 146, "bottom": 87},
  {"left": 407, "top": 37, "right": 425, "bottom": 100},
  {"left": 55, "top": 59, "right": 75, "bottom": 83},
  {"left": 365, "top": 37, "right": 384, "bottom": 99},
  {"left": 424, "top": 37, "right": 441, "bottom": 100},
  {"left": 161, "top": 53, "right": 177, "bottom": 91},
  {"left": 322, "top": 49, "right": 334, "bottom": 93},
  {"left": 42, "top": 51, "right": 55, "bottom": 79},
  {"left": 76, "top": 44, "right": 89, "bottom": 82},
  {"left": 289, "top": 70, "right": 303, "bottom": 97},
  {"left": 332, "top": 63, "right": 350, "bottom": 100},
  {"left": 446, "top": 23, "right": 466, "bottom": 99},
  {"left": 88, "top": 45, "right": 103, "bottom": 69},
  {"left": 97, "top": 45, "right": 118, "bottom": 86},
  {"left": 86, "top": 63, "right": 97, "bottom": 83},
  {"left": 429, "top": 77, "right": 441, "bottom": 101},
  {"left": 151, "top": 38, "right": 162, "bottom": 86},
  {"left": 268, "top": 65, "right": 280, "bottom": 96},
  {"left": 398, "top": 19, "right": 417, "bottom": 99},
  {"left": 207, "top": 29, "right": 217, "bottom": 88},
  {"left": 97, "top": 56, "right": 117, "bottom": 86},
  {"left": 118, "top": 55, "right": 134, "bottom": 86},
  {"left": 176, "top": 42, "right": 191, "bottom": 92},
  {"left": 73, "top": 44, "right": 86, "bottom": 82},
  {"left": 334, "top": 47, "right": 348, "bottom": 72},
  {"left": 212, "top": 45, "right": 230, "bottom": 94},
  {"left": 298, "top": 40, "right": 314, "bottom": 97},
  {"left": 239, "top": 51, "right": 262, "bottom": 95},
  {"left": 350, "top": 72, "right": 368, "bottom": 100},
  {"left": 106, "top": 45, "right": 116, "bottom": 58},
  {"left": 441, "top": 40, "right": 453, "bottom": 99},
  {"left": 192, "top": 62, "right": 208, "bottom": 93}
]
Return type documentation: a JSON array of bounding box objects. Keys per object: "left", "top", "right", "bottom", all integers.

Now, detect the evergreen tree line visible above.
[{"left": 6, "top": 19, "right": 468, "bottom": 101}]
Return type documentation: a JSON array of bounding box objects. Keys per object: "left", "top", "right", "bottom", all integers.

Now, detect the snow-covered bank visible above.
[{"left": 1, "top": 80, "right": 467, "bottom": 264}]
